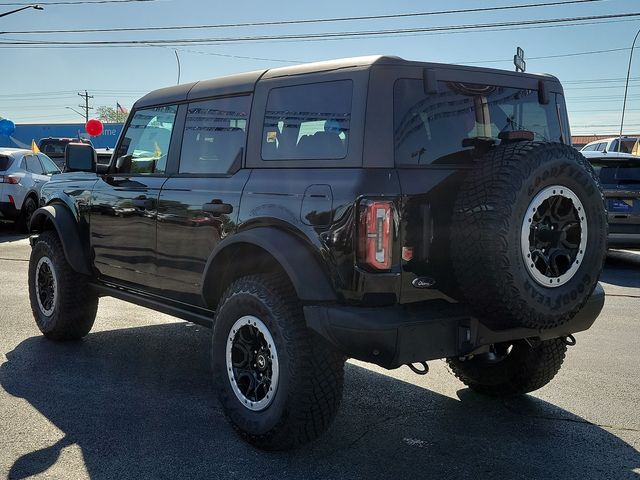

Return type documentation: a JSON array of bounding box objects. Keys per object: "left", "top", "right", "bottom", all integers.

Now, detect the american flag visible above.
[{"left": 116, "top": 102, "right": 128, "bottom": 114}]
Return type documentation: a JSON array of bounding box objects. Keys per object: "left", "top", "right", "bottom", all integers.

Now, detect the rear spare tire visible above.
[{"left": 451, "top": 142, "right": 606, "bottom": 330}]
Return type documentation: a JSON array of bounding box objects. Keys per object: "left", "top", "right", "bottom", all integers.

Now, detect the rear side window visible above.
[
  {"left": 115, "top": 105, "right": 178, "bottom": 174},
  {"left": 394, "top": 80, "right": 563, "bottom": 166},
  {"left": 179, "top": 95, "right": 251, "bottom": 175},
  {"left": 262, "top": 80, "right": 352, "bottom": 161},
  {"left": 0, "top": 155, "right": 12, "bottom": 171}
]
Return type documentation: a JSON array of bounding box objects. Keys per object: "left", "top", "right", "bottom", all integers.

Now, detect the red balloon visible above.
[{"left": 85, "top": 118, "right": 104, "bottom": 137}]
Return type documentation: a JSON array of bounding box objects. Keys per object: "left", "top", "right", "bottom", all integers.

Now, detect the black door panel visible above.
[
  {"left": 156, "top": 173, "right": 251, "bottom": 305},
  {"left": 91, "top": 175, "right": 168, "bottom": 289}
]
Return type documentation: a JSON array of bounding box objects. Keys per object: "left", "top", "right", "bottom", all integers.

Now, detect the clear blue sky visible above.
[{"left": 0, "top": 0, "right": 639, "bottom": 134}]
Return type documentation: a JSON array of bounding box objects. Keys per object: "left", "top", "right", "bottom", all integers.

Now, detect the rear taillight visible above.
[
  {"left": 357, "top": 199, "right": 393, "bottom": 270},
  {"left": 0, "top": 175, "right": 19, "bottom": 184}
]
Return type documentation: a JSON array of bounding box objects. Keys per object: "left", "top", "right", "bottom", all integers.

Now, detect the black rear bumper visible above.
[{"left": 305, "top": 283, "right": 605, "bottom": 369}]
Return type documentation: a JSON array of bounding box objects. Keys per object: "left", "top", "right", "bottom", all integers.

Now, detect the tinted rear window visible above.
[
  {"left": 394, "top": 80, "right": 564, "bottom": 166},
  {"left": 0, "top": 155, "right": 12, "bottom": 171},
  {"left": 262, "top": 80, "right": 352, "bottom": 161},
  {"left": 39, "top": 140, "right": 69, "bottom": 156},
  {"left": 590, "top": 160, "right": 640, "bottom": 186}
]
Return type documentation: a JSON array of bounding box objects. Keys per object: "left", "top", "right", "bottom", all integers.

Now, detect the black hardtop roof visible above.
[{"left": 134, "top": 55, "right": 560, "bottom": 109}]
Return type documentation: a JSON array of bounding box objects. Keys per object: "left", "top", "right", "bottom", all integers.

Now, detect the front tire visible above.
[
  {"left": 212, "top": 274, "right": 345, "bottom": 450},
  {"left": 446, "top": 338, "right": 567, "bottom": 397},
  {"left": 28, "top": 230, "right": 98, "bottom": 340}
]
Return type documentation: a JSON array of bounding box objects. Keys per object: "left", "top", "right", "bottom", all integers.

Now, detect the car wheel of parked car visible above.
[
  {"left": 17, "top": 196, "right": 37, "bottom": 233},
  {"left": 211, "top": 273, "right": 345, "bottom": 450},
  {"left": 28, "top": 230, "right": 98, "bottom": 340},
  {"left": 451, "top": 141, "right": 607, "bottom": 330},
  {"left": 446, "top": 338, "right": 567, "bottom": 396}
]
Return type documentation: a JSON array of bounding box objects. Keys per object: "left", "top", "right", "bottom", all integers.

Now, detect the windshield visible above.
[
  {"left": 611, "top": 139, "right": 638, "bottom": 154},
  {"left": 394, "top": 80, "right": 564, "bottom": 166}
]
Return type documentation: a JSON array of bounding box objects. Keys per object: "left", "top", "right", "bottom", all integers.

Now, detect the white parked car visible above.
[
  {"left": 580, "top": 136, "right": 639, "bottom": 154},
  {"left": 0, "top": 148, "right": 60, "bottom": 232}
]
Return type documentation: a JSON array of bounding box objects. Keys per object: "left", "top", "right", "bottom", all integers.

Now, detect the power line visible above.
[
  {"left": 2, "top": 16, "right": 638, "bottom": 49},
  {"left": 0, "top": 0, "right": 611, "bottom": 35},
  {"left": 465, "top": 47, "right": 633, "bottom": 64},
  {"left": 570, "top": 108, "right": 640, "bottom": 112},
  {"left": 2, "top": 12, "right": 639, "bottom": 47},
  {"left": 0, "top": 0, "right": 159, "bottom": 5}
]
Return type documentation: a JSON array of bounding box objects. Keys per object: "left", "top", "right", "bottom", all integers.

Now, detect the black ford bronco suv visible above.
[{"left": 27, "top": 56, "right": 607, "bottom": 450}]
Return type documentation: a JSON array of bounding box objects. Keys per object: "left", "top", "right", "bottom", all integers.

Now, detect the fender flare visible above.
[
  {"left": 201, "top": 227, "right": 337, "bottom": 305},
  {"left": 29, "top": 204, "right": 92, "bottom": 276}
]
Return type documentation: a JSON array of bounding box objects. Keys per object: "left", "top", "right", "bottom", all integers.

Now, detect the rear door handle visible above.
[
  {"left": 202, "top": 202, "right": 233, "bottom": 215},
  {"left": 132, "top": 198, "right": 154, "bottom": 209}
]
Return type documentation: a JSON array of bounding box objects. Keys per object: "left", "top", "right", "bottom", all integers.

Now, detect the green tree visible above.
[{"left": 96, "top": 106, "right": 128, "bottom": 123}]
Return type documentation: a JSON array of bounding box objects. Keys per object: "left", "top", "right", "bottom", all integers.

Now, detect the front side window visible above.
[
  {"left": 38, "top": 154, "right": 60, "bottom": 174},
  {"left": 24, "top": 155, "right": 44, "bottom": 174},
  {"left": 394, "top": 80, "right": 563, "bottom": 166},
  {"left": 262, "top": 80, "right": 352, "bottom": 161},
  {"left": 179, "top": 95, "right": 251, "bottom": 175},
  {"left": 115, "top": 105, "right": 178, "bottom": 174}
]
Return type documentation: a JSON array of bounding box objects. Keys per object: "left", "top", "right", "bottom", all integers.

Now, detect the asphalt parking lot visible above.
[{"left": 0, "top": 221, "right": 638, "bottom": 480}]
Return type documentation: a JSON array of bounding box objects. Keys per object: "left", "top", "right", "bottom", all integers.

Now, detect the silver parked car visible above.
[
  {"left": 580, "top": 136, "right": 639, "bottom": 154},
  {"left": 0, "top": 148, "right": 60, "bottom": 232}
]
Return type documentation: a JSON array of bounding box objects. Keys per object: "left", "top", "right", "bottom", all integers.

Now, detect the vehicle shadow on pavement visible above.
[
  {"left": 1, "top": 323, "right": 638, "bottom": 480},
  {"left": 602, "top": 251, "right": 640, "bottom": 289},
  {"left": 0, "top": 222, "right": 28, "bottom": 244}
]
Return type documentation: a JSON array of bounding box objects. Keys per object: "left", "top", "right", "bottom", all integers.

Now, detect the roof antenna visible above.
[{"left": 174, "top": 50, "right": 181, "bottom": 85}]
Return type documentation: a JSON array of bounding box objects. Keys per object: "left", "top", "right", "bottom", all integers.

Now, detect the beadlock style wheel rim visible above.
[
  {"left": 226, "top": 315, "right": 279, "bottom": 411},
  {"left": 35, "top": 256, "right": 57, "bottom": 316},
  {"left": 521, "top": 185, "right": 587, "bottom": 288}
]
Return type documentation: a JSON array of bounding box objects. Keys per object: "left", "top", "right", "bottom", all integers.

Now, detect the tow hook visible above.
[
  {"left": 407, "top": 362, "right": 429, "bottom": 375},
  {"left": 561, "top": 334, "right": 577, "bottom": 346}
]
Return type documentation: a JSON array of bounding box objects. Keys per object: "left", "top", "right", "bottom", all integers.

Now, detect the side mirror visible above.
[{"left": 65, "top": 143, "right": 96, "bottom": 173}]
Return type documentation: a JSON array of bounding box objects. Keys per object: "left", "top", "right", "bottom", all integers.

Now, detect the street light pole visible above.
[
  {"left": 618, "top": 27, "right": 640, "bottom": 152},
  {"left": 0, "top": 4, "right": 43, "bottom": 18}
]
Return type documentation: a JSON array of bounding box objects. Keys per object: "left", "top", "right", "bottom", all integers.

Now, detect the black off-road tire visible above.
[
  {"left": 447, "top": 338, "right": 567, "bottom": 396},
  {"left": 211, "top": 273, "right": 345, "bottom": 450},
  {"left": 17, "top": 196, "right": 37, "bottom": 233},
  {"left": 451, "top": 142, "right": 607, "bottom": 330},
  {"left": 28, "top": 230, "right": 98, "bottom": 340}
]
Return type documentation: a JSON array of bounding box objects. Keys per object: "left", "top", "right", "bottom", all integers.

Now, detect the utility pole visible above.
[
  {"left": 618, "top": 28, "right": 640, "bottom": 152},
  {"left": 77, "top": 90, "right": 94, "bottom": 123}
]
